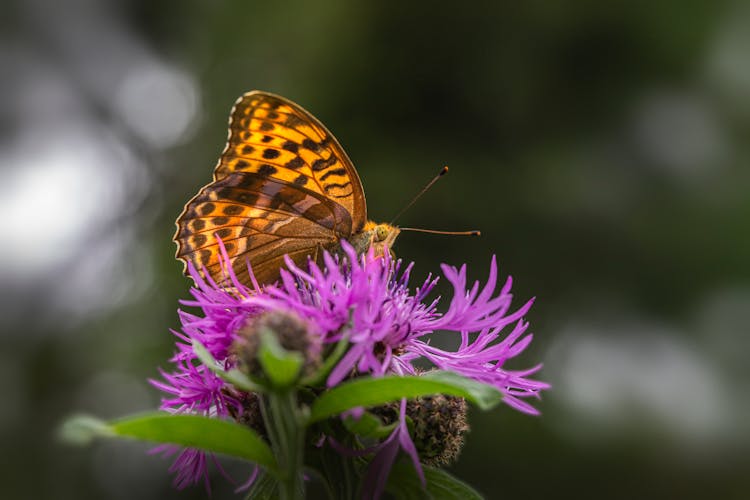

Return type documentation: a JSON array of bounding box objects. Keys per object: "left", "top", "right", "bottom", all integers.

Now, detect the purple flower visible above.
[
  {"left": 246, "top": 243, "right": 549, "bottom": 415},
  {"left": 152, "top": 241, "right": 549, "bottom": 490},
  {"left": 243, "top": 243, "right": 548, "bottom": 491},
  {"left": 149, "top": 269, "right": 252, "bottom": 489}
]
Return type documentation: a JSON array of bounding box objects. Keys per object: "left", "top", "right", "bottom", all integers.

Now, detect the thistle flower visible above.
[
  {"left": 148, "top": 272, "right": 251, "bottom": 489},
  {"left": 245, "top": 243, "right": 548, "bottom": 495},
  {"left": 246, "top": 243, "right": 549, "bottom": 414},
  {"left": 151, "top": 241, "right": 549, "bottom": 491}
]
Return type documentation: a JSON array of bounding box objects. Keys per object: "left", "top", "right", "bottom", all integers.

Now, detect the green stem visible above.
[
  {"left": 319, "top": 439, "right": 358, "bottom": 499},
  {"left": 266, "top": 391, "right": 305, "bottom": 500}
]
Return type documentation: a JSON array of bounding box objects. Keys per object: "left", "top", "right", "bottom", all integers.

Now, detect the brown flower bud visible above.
[
  {"left": 373, "top": 394, "right": 469, "bottom": 466},
  {"left": 233, "top": 310, "right": 321, "bottom": 379}
]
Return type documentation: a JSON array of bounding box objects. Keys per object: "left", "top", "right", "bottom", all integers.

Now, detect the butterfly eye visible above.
[{"left": 375, "top": 225, "right": 389, "bottom": 242}]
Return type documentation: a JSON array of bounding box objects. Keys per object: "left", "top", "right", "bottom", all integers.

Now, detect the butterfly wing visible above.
[
  {"left": 216, "top": 90, "right": 367, "bottom": 227},
  {"left": 176, "top": 172, "right": 355, "bottom": 285},
  {"left": 175, "top": 90, "right": 367, "bottom": 285}
]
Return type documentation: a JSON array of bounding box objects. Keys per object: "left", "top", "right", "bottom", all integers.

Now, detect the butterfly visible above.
[{"left": 174, "top": 90, "right": 400, "bottom": 286}]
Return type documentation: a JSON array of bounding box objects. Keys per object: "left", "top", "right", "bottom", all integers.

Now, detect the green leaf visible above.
[
  {"left": 343, "top": 411, "right": 396, "bottom": 439},
  {"left": 58, "top": 414, "right": 116, "bottom": 445},
  {"left": 419, "top": 371, "right": 502, "bottom": 409},
  {"left": 309, "top": 371, "right": 502, "bottom": 423},
  {"left": 61, "top": 412, "right": 276, "bottom": 470},
  {"left": 385, "top": 460, "right": 484, "bottom": 500},
  {"left": 192, "top": 341, "right": 264, "bottom": 393},
  {"left": 258, "top": 329, "right": 303, "bottom": 388}
]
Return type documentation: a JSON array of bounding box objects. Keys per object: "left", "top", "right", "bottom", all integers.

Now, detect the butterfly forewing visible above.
[
  {"left": 215, "top": 92, "right": 367, "bottom": 226},
  {"left": 176, "top": 91, "right": 369, "bottom": 286}
]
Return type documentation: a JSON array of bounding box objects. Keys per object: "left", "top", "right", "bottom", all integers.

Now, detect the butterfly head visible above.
[
  {"left": 372, "top": 222, "right": 400, "bottom": 252},
  {"left": 348, "top": 221, "right": 400, "bottom": 257}
]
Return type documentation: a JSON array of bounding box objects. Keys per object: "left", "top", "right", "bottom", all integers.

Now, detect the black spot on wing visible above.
[
  {"left": 320, "top": 167, "right": 347, "bottom": 181},
  {"left": 262, "top": 148, "right": 280, "bottom": 160},
  {"left": 282, "top": 141, "right": 299, "bottom": 153},
  {"left": 284, "top": 114, "right": 305, "bottom": 128},
  {"left": 302, "top": 138, "right": 320, "bottom": 152},
  {"left": 258, "top": 164, "right": 278, "bottom": 176},
  {"left": 312, "top": 156, "right": 338, "bottom": 172},
  {"left": 223, "top": 204, "right": 243, "bottom": 215},
  {"left": 285, "top": 157, "right": 305, "bottom": 169},
  {"left": 200, "top": 249, "right": 212, "bottom": 265},
  {"left": 323, "top": 182, "right": 352, "bottom": 193},
  {"left": 216, "top": 228, "right": 232, "bottom": 239}
]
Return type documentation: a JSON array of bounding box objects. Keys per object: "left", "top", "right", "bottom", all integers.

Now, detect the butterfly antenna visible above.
[
  {"left": 390, "top": 166, "right": 449, "bottom": 225},
  {"left": 400, "top": 227, "right": 481, "bottom": 237}
]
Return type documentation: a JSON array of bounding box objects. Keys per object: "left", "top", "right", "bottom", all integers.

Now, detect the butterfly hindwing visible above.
[{"left": 176, "top": 172, "right": 355, "bottom": 285}]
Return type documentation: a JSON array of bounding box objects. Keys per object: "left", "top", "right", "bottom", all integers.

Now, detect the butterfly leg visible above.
[{"left": 313, "top": 244, "right": 324, "bottom": 268}]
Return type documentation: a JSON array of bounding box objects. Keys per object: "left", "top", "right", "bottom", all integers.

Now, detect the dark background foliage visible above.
[{"left": 2, "top": 1, "right": 749, "bottom": 498}]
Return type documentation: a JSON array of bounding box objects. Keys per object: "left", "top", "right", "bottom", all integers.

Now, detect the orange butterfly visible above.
[{"left": 174, "top": 90, "right": 400, "bottom": 286}]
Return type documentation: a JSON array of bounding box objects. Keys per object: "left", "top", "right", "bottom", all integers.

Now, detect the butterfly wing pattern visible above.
[{"left": 175, "top": 91, "right": 369, "bottom": 285}]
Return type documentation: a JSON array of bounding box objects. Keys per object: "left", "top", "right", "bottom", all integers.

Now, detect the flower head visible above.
[
  {"left": 152, "top": 241, "right": 549, "bottom": 490},
  {"left": 245, "top": 242, "right": 549, "bottom": 414},
  {"left": 148, "top": 265, "right": 253, "bottom": 489}
]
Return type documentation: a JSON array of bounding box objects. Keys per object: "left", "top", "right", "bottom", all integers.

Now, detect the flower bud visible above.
[
  {"left": 409, "top": 394, "right": 468, "bottom": 466},
  {"left": 225, "top": 389, "right": 266, "bottom": 438},
  {"left": 373, "top": 394, "right": 469, "bottom": 466},
  {"left": 234, "top": 310, "right": 322, "bottom": 379}
]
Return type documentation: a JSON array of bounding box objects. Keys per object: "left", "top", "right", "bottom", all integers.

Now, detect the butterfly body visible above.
[{"left": 175, "top": 91, "right": 399, "bottom": 286}]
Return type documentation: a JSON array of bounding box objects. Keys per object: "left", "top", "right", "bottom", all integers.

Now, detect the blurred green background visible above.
[{"left": 2, "top": 0, "right": 749, "bottom": 498}]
